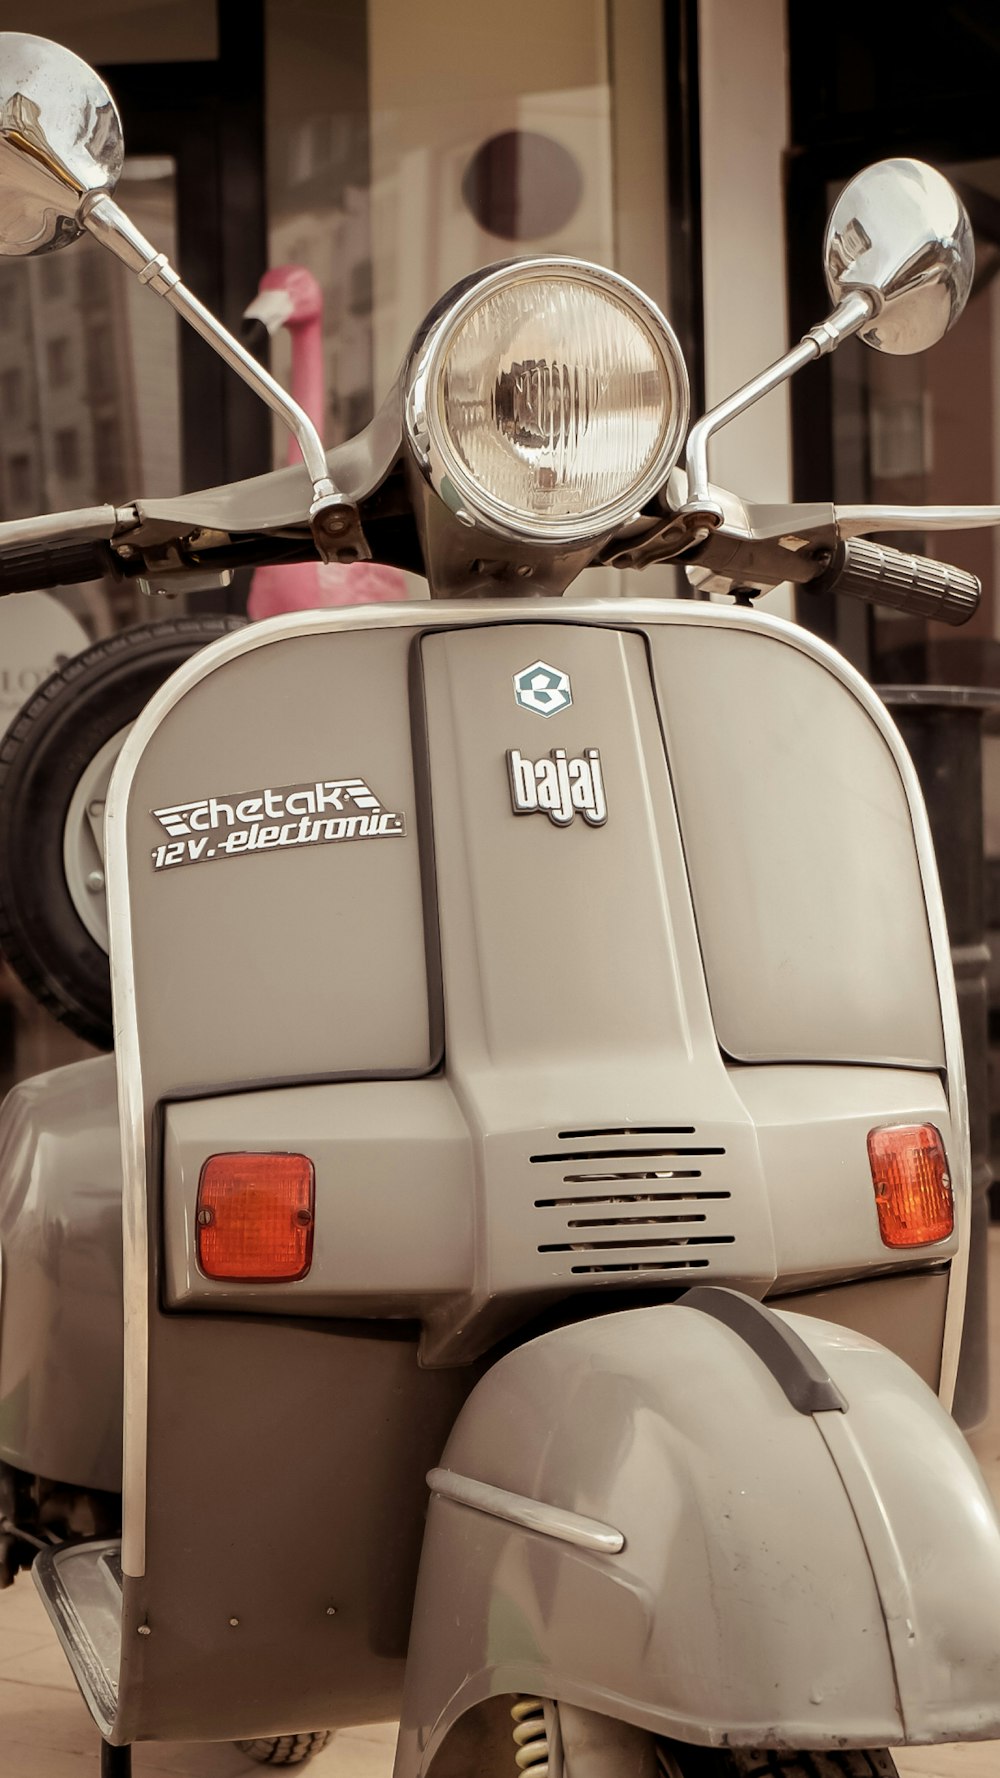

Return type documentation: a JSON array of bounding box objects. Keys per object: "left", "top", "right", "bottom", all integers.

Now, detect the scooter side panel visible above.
[
  {"left": 649, "top": 625, "right": 945, "bottom": 1067},
  {"left": 161, "top": 1077, "right": 473, "bottom": 1313},
  {"left": 0, "top": 1056, "right": 122, "bottom": 1492},
  {"left": 114, "top": 1320, "right": 471, "bottom": 1743},
  {"left": 733, "top": 1062, "right": 958, "bottom": 1289},
  {"left": 394, "top": 1302, "right": 1000, "bottom": 1773},
  {"left": 98, "top": 602, "right": 972, "bottom": 1752},
  {"left": 769, "top": 1268, "right": 949, "bottom": 1390},
  {"left": 119, "top": 626, "right": 437, "bottom": 1098}
]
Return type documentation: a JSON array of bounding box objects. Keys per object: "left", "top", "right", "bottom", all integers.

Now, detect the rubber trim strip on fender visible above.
[
  {"left": 426, "top": 1468, "right": 625, "bottom": 1553},
  {"left": 679, "top": 1285, "right": 848, "bottom": 1414}
]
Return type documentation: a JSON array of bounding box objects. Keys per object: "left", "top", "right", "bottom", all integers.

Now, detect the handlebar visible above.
[
  {"left": 0, "top": 507, "right": 127, "bottom": 597},
  {"left": 0, "top": 537, "right": 121, "bottom": 596},
  {"left": 0, "top": 488, "right": 985, "bottom": 623},
  {"left": 807, "top": 536, "right": 980, "bottom": 627}
]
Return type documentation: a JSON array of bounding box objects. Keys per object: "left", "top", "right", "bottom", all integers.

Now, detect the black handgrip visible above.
[
  {"left": 0, "top": 539, "right": 120, "bottom": 596},
  {"left": 810, "top": 536, "right": 980, "bottom": 626}
]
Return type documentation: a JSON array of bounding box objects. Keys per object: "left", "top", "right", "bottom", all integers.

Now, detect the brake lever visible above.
[
  {"left": 600, "top": 471, "right": 838, "bottom": 589},
  {"left": 603, "top": 483, "right": 1000, "bottom": 593}
]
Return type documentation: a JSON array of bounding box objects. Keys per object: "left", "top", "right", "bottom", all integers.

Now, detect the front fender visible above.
[{"left": 394, "top": 1297, "right": 1000, "bottom": 1776}]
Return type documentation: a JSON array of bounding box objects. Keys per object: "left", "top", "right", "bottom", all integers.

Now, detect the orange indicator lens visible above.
[
  {"left": 867, "top": 1124, "right": 954, "bottom": 1248},
  {"left": 196, "top": 1152, "right": 315, "bottom": 1281}
]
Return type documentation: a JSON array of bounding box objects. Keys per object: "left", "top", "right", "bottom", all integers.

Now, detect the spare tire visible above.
[{"left": 0, "top": 615, "right": 244, "bottom": 1051}]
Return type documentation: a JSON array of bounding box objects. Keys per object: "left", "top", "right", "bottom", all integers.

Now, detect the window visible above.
[
  {"left": 289, "top": 113, "right": 353, "bottom": 186},
  {"left": 86, "top": 326, "right": 115, "bottom": 401},
  {"left": 0, "top": 272, "right": 19, "bottom": 331},
  {"left": 6, "top": 453, "right": 33, "bottom": 511},
  {"left": 348, "top": 259, "right": 372, "bottom": 317},
  {"left": 40, "top": 257, "right": 67, "bottom": 301},
  {"left": 54, "top": 428, "right": 81, "bottom": 479},
  {"left": 343, "top": 391, "right": 371, "bottom": 438},
  {"left": 46, "top": 336, "right": 72, "bottom": 388},
  {"left": 0, "top": 367, "right": 23, "bottom": 416},
  {"left": 92, "top": 417, "right": 122, "bottom": 492}
]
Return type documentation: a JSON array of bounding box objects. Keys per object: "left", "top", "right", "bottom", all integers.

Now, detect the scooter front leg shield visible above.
[{"left": 394, "top": 1297, "right": 1000, "bottom": 1775}]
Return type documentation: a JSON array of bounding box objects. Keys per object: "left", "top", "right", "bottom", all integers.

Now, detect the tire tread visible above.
[
  {"left": 234, "top": 1732, "right": 333, "bottom": 1766},
  {"left": 657, "top": 1746, "right": 898, "bottom": 1778}
]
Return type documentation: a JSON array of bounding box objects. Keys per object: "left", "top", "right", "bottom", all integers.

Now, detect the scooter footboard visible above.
[{"left": 394, "top": 1293, "right": 1000, "bottom": 1777}]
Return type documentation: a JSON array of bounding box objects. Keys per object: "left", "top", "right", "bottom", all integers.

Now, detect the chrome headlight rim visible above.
[{"left": 404, "top": 257, "right": 690, "bottom": 546}]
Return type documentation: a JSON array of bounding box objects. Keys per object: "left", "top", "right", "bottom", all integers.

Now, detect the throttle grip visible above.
[
  {"left": 810, "top": 536, "right": 980, "bottom": 626},
  {"left": 0, "top": 539, "right": 119, "bottom": 596}
]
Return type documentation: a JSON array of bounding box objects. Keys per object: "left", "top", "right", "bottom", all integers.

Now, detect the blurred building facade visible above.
[{"left": 0, "top": 1, "right": 997, "bottom": 651}]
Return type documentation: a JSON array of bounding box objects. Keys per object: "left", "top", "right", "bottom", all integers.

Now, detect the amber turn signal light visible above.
[
  {"left": 196, "top": 1152, "right": 315, "bottom": 1281},
  {"left": 867, "top": 1124, "right": 954, "bottom": 1248}
]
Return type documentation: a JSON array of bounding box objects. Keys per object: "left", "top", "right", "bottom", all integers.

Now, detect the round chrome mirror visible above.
[
  {"left": 824, "top": 158, "right": 974, "bottom": 355},
  {"left": 0, "top": 32, "right": 123, "bottom": 257}
]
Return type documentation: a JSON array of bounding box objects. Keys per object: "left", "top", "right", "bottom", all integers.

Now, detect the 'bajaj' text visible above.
[{"left": 507, "top": 747, "right": 607, "bottom": 828}]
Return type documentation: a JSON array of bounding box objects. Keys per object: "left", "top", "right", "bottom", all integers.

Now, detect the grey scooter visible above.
[{"left": 0, "top": 30, "right": 999, "bottom": 1778}]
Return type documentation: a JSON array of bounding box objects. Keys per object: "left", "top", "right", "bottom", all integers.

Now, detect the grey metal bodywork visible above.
[
  {"left": 159, "top": 1064, "right": 951, "bottom": 1336},
  {"left": 119, "top": 608, "right": 961, "bottom": 1354},
  {"left": 652, "top": 625, "right": 944, "bottom": 1065},
  {"left": 395, "top": 1304, "right": 1000, "bottom": 1773},
  {"left": 0, "top": 1055, "right": 121, "bottom": 1490},
  {"left": 0, "top": 597, "right": 985, "bottom": 1749},
  {"left": 772, "top": 1269, "right": 949, "bottom": 1390}
]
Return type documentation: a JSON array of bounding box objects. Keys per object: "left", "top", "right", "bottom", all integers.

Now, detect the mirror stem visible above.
[
  {"left": 678, "top": 290, "right": 875, "bottom": 533},
  {"left": 79, "top": 193, "right": 369, "bottom": 562}
]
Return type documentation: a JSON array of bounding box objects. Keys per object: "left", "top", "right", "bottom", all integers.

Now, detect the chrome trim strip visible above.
[
  {"left": 426, "top": 1466, "right": 625, "bottom": 1553},
  {"left": 105, "top": 747, "right": 148, "bottom": 1578},
  {"left": 105, "top": 592, "right": 967, "bottom": 1577}
]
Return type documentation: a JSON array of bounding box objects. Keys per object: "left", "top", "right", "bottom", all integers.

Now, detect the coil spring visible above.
[{"left": 511, "top": 1697, "right": 552, "bottom": 1776}]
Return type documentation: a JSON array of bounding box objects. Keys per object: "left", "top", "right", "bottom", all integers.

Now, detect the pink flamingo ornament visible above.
[{"left": 242, "top": 264, "right": 407, "bottom": 618}]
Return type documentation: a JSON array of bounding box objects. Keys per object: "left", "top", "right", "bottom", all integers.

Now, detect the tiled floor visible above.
[{"left": 2, "top": 1248, "right": 1000, "bottom": 1776}]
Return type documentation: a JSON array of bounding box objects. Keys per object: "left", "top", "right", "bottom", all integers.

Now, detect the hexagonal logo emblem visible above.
[{"left": 513, "top": 660, "right": 572, "bottom": 718}]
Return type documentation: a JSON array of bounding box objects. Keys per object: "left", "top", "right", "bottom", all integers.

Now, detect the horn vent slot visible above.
[{"left": 532, "top": 1125, "right": 733, "bottom": 1277}]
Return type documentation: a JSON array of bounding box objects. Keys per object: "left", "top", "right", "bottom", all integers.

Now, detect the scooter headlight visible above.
[{"left": 405, "top": 260, "right": 689, "bottom": 544}]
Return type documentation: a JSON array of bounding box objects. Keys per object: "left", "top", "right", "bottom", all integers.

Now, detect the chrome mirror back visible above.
[
  {"left": 0, "top": 31, "right": 122, "bottom": 256},
  {"left": 824, "top": 157, "right": 974, "bottom": 355}
]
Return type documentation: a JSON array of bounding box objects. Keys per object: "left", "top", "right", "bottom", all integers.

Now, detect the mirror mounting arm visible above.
[
  {"left": 79, "top": 193, "right": 369, "bottom": 564},
  {"left": 674, "top": 289, "right": 875, "bottom": 542}
]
